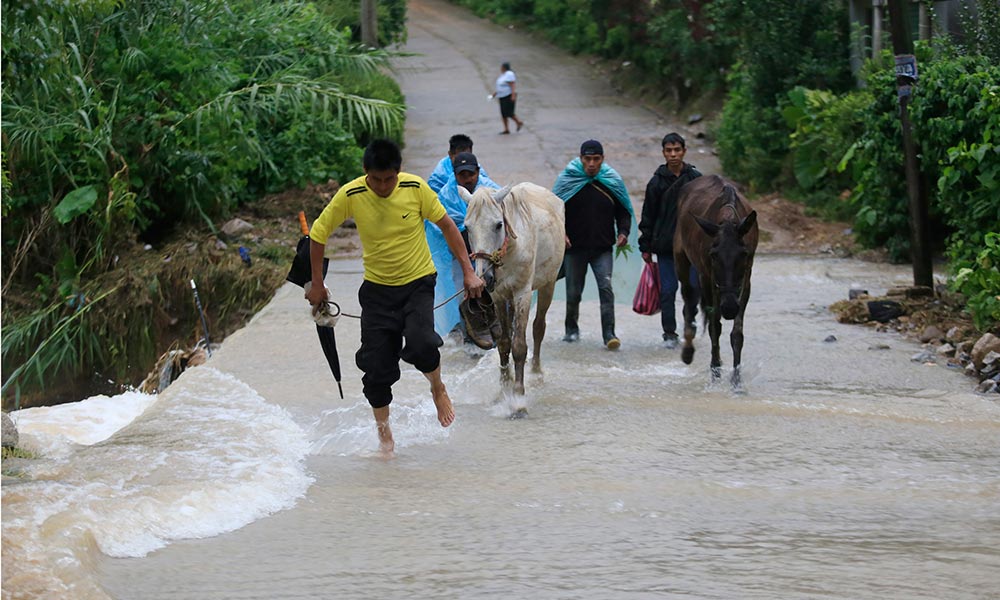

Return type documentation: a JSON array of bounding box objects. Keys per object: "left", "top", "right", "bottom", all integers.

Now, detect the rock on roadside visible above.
[{"left": 2, "top": 412, "right": 18, "bottom": 449}]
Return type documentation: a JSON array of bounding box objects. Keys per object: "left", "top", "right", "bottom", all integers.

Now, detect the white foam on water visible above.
[
  {"left": 11, "top": 390, "right": 158, "bottom": 457},
  {"left": 2, "top": 367, "right": 313, "bottom": 596}
]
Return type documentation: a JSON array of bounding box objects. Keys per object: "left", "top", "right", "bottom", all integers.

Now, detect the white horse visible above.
[{"left": 458, "top": 183, "right": 565, "bottom": 405}]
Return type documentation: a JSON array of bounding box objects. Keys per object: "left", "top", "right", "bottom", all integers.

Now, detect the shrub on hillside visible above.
[
  {"left": 781, "top": 87, "right": 869, "bottom": 221},
  {"left": 713, "top": 0, "right": 852, "bottom": 192},
  {"left": 846, "top": 51, "right": 998, "bottom": 262},
  {"left": 1, "top": 0, "right": 404, "bottom": 400}
]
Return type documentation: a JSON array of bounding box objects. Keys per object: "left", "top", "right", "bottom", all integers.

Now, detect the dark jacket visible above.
[
  {"left": 565, "top": 181, "right": 632, "bottom": 252},
  {"left": 638, "top": 163, "right": 701, "bottom": 255}
]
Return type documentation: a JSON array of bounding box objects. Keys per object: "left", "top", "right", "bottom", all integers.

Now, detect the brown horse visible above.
[{"left": 674, "top": 175, "right": 758, "bottom": 386}]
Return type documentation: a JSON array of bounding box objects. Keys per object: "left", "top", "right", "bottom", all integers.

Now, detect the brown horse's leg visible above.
[
  {"left": 730, "top": 315, "right": 744, "bottom": 387},
  {"left": 511, "top": 295, "right": 531, "bottom": 396},
  {"left": 730, "top": 278, "right": 751, "bottom": 388},
  {"left": 497, "top": 300, "right": 514, "bottom": 385},
  {"left": 677, "top": 251, "right": 698, "bottom": 365},
  {"left": 531, "top": 282, "right": 556, "bottom": 374},
  {"left": 709, "top": 301, "right": 723, "bottom": 380}
]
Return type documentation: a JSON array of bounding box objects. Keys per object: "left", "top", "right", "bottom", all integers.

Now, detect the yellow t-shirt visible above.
[{"left": 310, "top": 173, "right": 447, "bottom": 286}]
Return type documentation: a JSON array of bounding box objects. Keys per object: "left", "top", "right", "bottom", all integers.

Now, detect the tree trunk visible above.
[{"left": 361, "top": 0, "right": 378, "bottom": 48}]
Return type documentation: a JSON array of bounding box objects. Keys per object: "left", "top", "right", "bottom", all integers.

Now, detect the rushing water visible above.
[{"left": 4, "top": 256, "right": 1000, "bottom": 600}]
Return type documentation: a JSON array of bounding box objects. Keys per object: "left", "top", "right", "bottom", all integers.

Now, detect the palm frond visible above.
[{"left": 174, "top": 77, "right": 405, "bottom": 138}]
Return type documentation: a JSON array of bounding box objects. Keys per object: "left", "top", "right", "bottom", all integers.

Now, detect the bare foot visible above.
[
  {"left": 377, "top": 422, "right": 395, "bottom": 456},
  {"left": 431, "top": 385, "right": 455, "bottom": 427}
]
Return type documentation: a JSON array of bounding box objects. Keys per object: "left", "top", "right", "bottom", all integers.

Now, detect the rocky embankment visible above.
[{"left": 832, "top": 285, "right": 1000, "bottom": 394}]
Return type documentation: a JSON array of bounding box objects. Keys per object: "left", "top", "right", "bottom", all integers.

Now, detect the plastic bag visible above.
[{"left": 632, "top": 261, "right": 661, "bottom": 315}]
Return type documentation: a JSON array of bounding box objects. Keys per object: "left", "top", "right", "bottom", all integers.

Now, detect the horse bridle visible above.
[{"left": 468, "top": 201, "right": 517, "bottom": 285}]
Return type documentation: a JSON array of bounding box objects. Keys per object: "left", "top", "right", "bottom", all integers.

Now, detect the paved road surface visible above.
[{"left": 395, "top": 0, "right": 719, "bottom": 198}]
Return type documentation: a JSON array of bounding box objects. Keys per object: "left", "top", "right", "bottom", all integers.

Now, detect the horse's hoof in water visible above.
[
  {"left": 711, "top": 366, "right": 722, "bottom": 380},
  {"left": 509, "top": 407, "right": 529, "bottom": 420},
  {"left": 681, "top": 346, "right": 695, "bottom": 364},
  {"left": 731, "top": 369, "right": 744, "bottom": 391}
]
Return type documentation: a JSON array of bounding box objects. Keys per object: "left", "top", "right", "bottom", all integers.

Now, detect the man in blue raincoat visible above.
[
  {"left": 552, "top": 139, "right": 634, "bottom": 350},
  {"left": 425, "top": 151, "right": 500, "bottom": 341},
  {"left": 426, "top": 134, "right": 492, "bottom": 194}
]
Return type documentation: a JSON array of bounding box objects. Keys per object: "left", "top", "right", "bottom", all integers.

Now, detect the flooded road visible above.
[
  {"left": 4, "top": 1, "right": 999, "bottom": 598},
  {"left": 92, "top": 256, "right": 999, "bottom": 600}
]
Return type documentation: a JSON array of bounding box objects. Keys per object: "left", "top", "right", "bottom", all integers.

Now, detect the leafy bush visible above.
[
  {"left": 846, "top": 51, "right": 998, "bottom": 261},
  {"left": 926, "top": 64, "right": 1000, "bottom": 266},
  {"left": 3, "top": 0, "right": 404, "bottom": 249},
  {"left": 1, "top": 0, "right": 405, "bottom": 400},
  {"left": 953, "top": 233, "right": 1000, "bottom": 331},
  {"left": 713, "top": 0, "right": 853, "bottom": 191},
  {"left": 715, "top": 69, "right": 791, "bottom": 191},
  {"left": 782, "top": 87, "right": 869, "bottom": 220},
  {"left": 939, "top": 79, "right": 1000, "bottom": 331}
]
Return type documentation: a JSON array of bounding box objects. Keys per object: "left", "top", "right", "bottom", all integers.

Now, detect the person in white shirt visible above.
[{"left": 489, "top": 62, "right": 525, "bottom": 134}]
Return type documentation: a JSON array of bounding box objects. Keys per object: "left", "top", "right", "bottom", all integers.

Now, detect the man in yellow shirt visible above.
[{"left": 306, "top": 139, "right": 485, "bottom": 454}]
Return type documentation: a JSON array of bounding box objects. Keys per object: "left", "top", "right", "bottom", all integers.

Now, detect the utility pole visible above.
[
  {"left": 886, "top": 0, "right": 933, "bottom": 287},
  {"left": 361, "top": 0, "right": 378, "bottom": 48}
]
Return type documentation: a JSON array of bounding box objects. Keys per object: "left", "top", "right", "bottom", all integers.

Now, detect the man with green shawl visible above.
[{"left": 552, "top": 139, "right": 634, "bottom": 350}]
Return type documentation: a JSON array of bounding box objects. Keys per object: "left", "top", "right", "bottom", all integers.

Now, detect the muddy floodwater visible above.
[
  {"left": 3, "top": 1, "right": 999, "bottom": 599},
  {"left": 4, "top": 254, "right": 997, "bottom": 600}
]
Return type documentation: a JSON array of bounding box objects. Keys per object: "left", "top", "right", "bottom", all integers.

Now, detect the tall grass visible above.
[{"left": 1, "top": 0, "right": 406, "bottom": 403}]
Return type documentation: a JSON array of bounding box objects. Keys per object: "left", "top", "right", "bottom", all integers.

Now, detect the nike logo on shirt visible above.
[{"left": 402, "top": 213, "right": 411, "bottom": 219}]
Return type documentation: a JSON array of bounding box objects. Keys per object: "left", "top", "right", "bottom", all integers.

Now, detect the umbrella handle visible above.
[{"left": 298, "top": 211, "right": 309, "bottom": 236}]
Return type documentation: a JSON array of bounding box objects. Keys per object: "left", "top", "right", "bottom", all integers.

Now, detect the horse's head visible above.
[
  {"left": 693, "top": 210, "right": 757, "bottom": 320},
  {"left": 458, "top": 184, "right": 515, "bottom": 287}
]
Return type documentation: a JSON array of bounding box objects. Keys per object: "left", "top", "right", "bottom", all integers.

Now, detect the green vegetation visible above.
[
  {"left": 1, "top": 0, "right": 407, "bottom": 406},
  {"left": 844, "top": 51, "right": 999, "bottom": 262},
  {"left": 2, "top": 446, "right": 36, "bottom": 461},
  {"left": 954, "top": 232, "right": 1000, "bottom": 331},
  {"left": 715, "top": 1, "right": 853, "bottom": 191},
  {"left": 2, "top": 445, "right": 36, "bottom": 478}
]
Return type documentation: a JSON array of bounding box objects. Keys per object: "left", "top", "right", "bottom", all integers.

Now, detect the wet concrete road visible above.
[{"left": 395, "top": 0, "right": 720, "bottom": 195}]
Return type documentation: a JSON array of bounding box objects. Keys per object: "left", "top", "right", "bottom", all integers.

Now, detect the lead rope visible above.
[{"left": 333, "top": 257, "right": 500, "bottom": 320}]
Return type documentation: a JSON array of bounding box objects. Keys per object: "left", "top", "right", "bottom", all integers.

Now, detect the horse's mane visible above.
[
  {"left": 507, "top": 186, "right": 532, "bottom": 226},
  {"left": 707, "top": 184, "right": 744, "bottom": 225}
]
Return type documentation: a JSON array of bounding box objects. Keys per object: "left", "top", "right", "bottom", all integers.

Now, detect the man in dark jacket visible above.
[
  {"left": 638, "top": 132, "right": 702, "bottom": 348},
  {"left": 553, "top": 139, "right": 634, "bottom": 350}
]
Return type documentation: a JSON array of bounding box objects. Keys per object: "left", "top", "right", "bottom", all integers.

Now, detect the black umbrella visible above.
[
  {"left": 315, "top": 324, "right": 343, "bottom": 399},
  {"left": 286, "top": 235, "right": 344, "bottom": 399}
]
